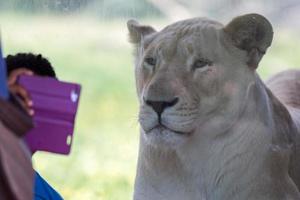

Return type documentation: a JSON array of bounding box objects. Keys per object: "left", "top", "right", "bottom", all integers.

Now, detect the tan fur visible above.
[
  {"left": 266, "top": 70, "right": 300, "bottom": 189},
  {"left": 128, "top": 14, "right": 300, "bottom": 199}
]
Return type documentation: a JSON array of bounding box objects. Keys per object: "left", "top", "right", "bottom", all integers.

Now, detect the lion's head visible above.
[{"left": 128, "top": 14, "right": 273, "bottom": 149}]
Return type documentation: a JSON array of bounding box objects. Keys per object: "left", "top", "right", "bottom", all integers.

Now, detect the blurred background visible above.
[{"left": 0, "top": 0, "right": 300, "bottom": 199}]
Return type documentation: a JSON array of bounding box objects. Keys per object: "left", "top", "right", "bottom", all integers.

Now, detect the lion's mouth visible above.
[{"left": 146, "top": 124, "right": 191, "bottom": 135}]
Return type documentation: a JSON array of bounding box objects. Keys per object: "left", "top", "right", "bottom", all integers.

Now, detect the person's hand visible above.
[{"left": 7, "top": 68, "right": 34, "bottom": 116}]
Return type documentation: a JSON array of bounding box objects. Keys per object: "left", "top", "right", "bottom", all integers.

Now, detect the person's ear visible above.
[
  {"left": 127, "top": 19, "right": 156, "bottom": 45},
  {"left": 224, "top": 13, "right": 273, "bottom": 70}
]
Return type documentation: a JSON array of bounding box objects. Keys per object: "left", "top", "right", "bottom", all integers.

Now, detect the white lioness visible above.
[{"left": 128, "top": 13, "right": 300, "bottom": 200}]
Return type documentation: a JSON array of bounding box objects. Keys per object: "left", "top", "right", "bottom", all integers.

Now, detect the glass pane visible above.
[{"left": 1, "top": 1, "right": 299, "bottom": 199}]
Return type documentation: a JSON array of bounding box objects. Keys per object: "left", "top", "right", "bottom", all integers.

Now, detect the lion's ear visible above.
[
  {"left": 127, "top": 19, "right": 156, "bottom": 44},
  {"left": 224, "top": 13, "right": 273, "bottom": 69}
]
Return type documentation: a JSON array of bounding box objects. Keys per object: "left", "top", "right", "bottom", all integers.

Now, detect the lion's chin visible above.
[{"left": 142, "top": 125, "right": 191, "bottom": 149}]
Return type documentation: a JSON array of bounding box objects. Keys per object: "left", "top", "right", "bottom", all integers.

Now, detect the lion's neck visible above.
[{"left": 134, "top": 76, "right": 292, "bottom": 200}]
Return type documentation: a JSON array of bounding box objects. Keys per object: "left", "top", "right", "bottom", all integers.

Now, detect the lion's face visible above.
[{"left": 128, "top": 14, "right": 273, "bottom": 149}]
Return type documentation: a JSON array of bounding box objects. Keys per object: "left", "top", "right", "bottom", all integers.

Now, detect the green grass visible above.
[
  {"left": 0, "top": 13, "right": 300, "bottom": 200},
  {"left": 257, "top": 29, "right": 300, "bottom": 78},
  {"left": 1, "top": 14, "right": 139, "bottom": 200}
]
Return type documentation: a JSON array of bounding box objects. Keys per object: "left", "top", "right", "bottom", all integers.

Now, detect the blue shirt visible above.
[{"left": 34, "top": 172, "right": 63, "bottom": 200}]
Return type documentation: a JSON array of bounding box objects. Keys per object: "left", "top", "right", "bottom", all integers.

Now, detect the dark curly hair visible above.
[{"left": 5, "top": 53, "right": 56, "bottom": 78}]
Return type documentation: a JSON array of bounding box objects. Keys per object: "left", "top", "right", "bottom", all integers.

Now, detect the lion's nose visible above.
[{"left": 144, "top": 97, "right": 179, "bottom": 117}]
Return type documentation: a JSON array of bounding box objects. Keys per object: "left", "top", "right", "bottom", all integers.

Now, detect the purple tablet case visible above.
[{"left": 18, "top": 75, "right": 81, "bottom": 155}]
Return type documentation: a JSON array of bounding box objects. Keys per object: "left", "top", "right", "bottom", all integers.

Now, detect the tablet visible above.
[{"left": 18, "top": 75, "right": 81, "bottom": 155}]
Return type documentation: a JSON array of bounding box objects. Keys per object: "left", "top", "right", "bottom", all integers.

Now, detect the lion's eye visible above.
[
  {"left": 192, "top": 59, "right": 212, "bottom": 70},
  {"left": 144, "top": 57, "right": 156, "bottom": 66}
]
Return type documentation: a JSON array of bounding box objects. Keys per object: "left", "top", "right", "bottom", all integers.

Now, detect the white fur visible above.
[{"left": 128, "top": 15, "right": 300, "bottom": 200}]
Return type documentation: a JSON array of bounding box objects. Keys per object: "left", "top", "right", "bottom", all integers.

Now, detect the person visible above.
[
  {"left": 0, "top": 49, "right": 34, "bottom": 200},
  {"left": 0, "top": 91, "right": 35, "bottom": 200},
  {"left": 6, "top": 53, "right": 56, "bottom": 116},
  {"left": 6, "top": 53, "right": 63, "bottom": 200}
]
